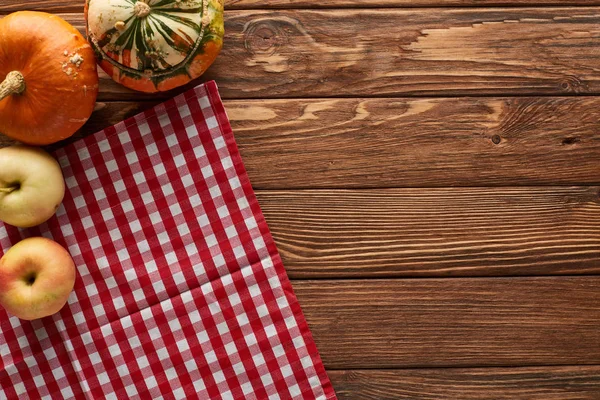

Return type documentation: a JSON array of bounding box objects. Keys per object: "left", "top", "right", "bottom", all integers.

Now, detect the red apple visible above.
[{"left": 0, "top": 237, "right": 76, "bottom": 320}]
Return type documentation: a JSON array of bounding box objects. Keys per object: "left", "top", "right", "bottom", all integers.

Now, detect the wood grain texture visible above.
[
  {"left": 39, "top": 9, "right": 600, "bottom": 100},
  {"left": 2, "top": 97, "right": 599, "bottom": 187},
  {"left": 5, "top": 0, "right": 600, "bottom": 13},
  {"left": 293, "top": 277, "right": 600, "bottom": 368},
  {"left": 328, "top": 366, "right": 600, "bottom": 399},
  {"left": 0, "top": 0, "right": 80, "bottom": 13},
  {"left": 226, "top": 97, "right": 600, "bottom": 188},
  {"left": 256, "top": 187, "right": 600, "bottom": 278}
]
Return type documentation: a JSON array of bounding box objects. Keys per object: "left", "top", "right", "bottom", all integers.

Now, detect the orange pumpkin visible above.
[
  {"left": 85, "top": 0, "right": 224, "bottom": 93},
  {"left": 0, "top": 12, "right": 99, "bottom": 145}
]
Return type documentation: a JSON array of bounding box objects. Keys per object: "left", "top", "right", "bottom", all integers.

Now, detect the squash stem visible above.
[
  {"left": 0, "top": 71, "right": 25, "bottom": 102},
  {"left": 133, "top": 1, "right": 151, "bottom": 18}
]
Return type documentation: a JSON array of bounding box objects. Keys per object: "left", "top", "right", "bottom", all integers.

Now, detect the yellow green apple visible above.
[
  {"left": 0, "top": 146, "right": 65, "bottom": 228},
  {"left": 0, "top": 237, "right": 76, "bottom": 320}
]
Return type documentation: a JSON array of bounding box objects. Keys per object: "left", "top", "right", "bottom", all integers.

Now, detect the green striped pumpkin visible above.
[{"left": 85, "top": 0, "right": 224, "bottom": 92}]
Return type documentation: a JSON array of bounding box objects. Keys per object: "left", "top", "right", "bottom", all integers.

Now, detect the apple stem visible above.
[{"left": 0, "top": 187, "right": 17, "bottom": 194}]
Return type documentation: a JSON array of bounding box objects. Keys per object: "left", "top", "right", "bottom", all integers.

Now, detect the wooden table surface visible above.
[{"left": 3, "top": 0, "right": 600, "bottom": 398}]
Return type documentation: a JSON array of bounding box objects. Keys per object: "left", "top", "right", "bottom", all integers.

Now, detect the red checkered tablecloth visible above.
[{"left": 0, "top": 81, "right": 335, "bottom": 399}]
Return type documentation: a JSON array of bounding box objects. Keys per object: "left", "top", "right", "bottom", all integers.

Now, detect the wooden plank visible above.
[
  {"left": 35, "top": 9, "right": 600, "bottom": 100},
  {"left": 293, "top": 277, "right": 600, "bottom": 368},
  {"left": 226, "top": 97, "right": 600, "bottom": 188},
  {"left": 0, "top": 0, "right": 83, "bottom": 13},
  {"left": 4, "top": 97, "right": 597, "bottom": 187},
  {"left": 328, "top": 366, "right": 600, "bottom": 399},
  {"left": 256, "top": 187, "right": 600, "bottom": 278},
  {"left": 5, "top": 0, "right": 600, "bottom": 13}
]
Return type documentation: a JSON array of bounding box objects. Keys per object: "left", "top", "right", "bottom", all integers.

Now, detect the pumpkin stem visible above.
[
  {"left": 133, "top": 1, "right": 151, "bottom": 18},
  {"left": 0, "top": 71, "right": 25, "bottom": 102}
]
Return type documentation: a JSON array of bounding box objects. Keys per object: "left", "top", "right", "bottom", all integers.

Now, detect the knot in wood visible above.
[
  {"left": 562, "top": 137, "right": 580, "bottom": 145},
  {"left": 244, "top": 21, "right": 286, "bottom": 56},
  {"left": 560, "top": 76, "right": 583, "bottom": 93}
]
